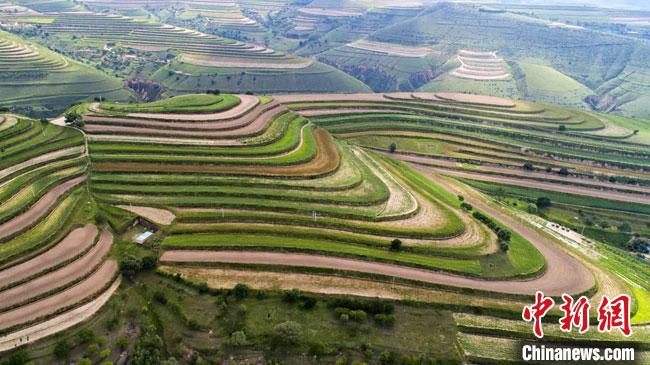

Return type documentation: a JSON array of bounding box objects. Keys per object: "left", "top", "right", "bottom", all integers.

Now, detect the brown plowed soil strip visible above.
[
  {"left": 0, "top": 147, "right": 83, "bottom": 181},
  {"left": 274, "top": 94, "right": 392, "bottom": 103},
  {"left": 387, "top": 152, "right": 650, "bottom": 196},
  {"left": 0, "top": 230, "right": 113, "bottom": 310},
  {"left": 297, "top": 108, "right": 409, "bottom": 117},
  {"left": 93, "top": 128, "right": 340, "bottom": 177},
  {"left": 160, "top": 246, "right": 589, "bottom": 296},
  {"left": 0, "top": 278, "right": 121, "bottom": 353},
  {"left": 435, "top": 92, "right": 515, "bottom": 107},
  {"left": 0, "top": 176, "right": 85, "bottom": 239},
  {"left": 0, "top": 225, "right": 98, "bottom": 289},
  {"left": 394, "top": 154, "right": 650, "bottom": 205},
  {"left": 127, "top": 94, "right": 258, "bottom": 121},
  {"left": 84, "top": 102, "right": 280, "bottom": 131},
  {"left": 84, "top": 104, "right": 286, "bottom": 139},
  {"left": 0, "top": 260, "right": 118, "bottom": 330}
]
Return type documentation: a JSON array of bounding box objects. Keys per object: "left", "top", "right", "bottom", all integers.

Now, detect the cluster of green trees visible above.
[{"left": 472, "top": 211, "right": 512, "bottom": 251}]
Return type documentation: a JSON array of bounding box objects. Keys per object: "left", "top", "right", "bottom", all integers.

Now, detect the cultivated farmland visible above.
[
  {"left": 0, "top": 30, "right": 129, "bottom": 117},
  {"left": 0, "top": 91, "right": 648, "bottom": 363},
  {"left": 0, "top": 114, "right": 118, "bottom": 349}
]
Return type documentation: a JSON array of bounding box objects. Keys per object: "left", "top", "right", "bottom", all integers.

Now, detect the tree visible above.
[
  {"left": 536, "top": 197, "right": 551, "bottom": 209},
  {"left": 39, "top": 117, "right": 48, "bottom": 125},
  {"left": 523, "top": 162, "right": 534, "bottom": 171},
  {"left": 389, "top": 142, "right": 397, "bottom": 153},
  {"left": 64, "top": 112, "right": 81, "bottom": 125},
  {"left": 53, "top": 340, "right": 71, "bottom": 360},
  {"left": 132, "top": 324, "right": 163, "bottom": 365},
  {"left": 232, "top": 283, "right": 250, "bottom": 299},
  {"left": 558, "top": 125, "right": 567, "bottom": 131},
  {"left": 141, "top": 255, "right": 157, "bottom": 270},
  {"left": 229, "top": 331, "right": 248, "bottom": 347},
  {"left": 390, "top": 239, "right": 402, "bottom": 252},
  {"left": 119, "top": 254, "right": 142, "bottom": 279},
  {"left": 271, "top": 321, "right": 301, "bottom": 347},
  {"left": 558, "top": 167, "right": 569, "bottom": 176}
]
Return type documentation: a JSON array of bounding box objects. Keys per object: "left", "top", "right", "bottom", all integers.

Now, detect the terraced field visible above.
[
  {"left": 0, "top": 91, "right": 648, "bottom": 357},
  {"left": 0, "top": 30, "right": 129, "bottom": 117},
  {"left": 0, "top": 113, "right": 118, "bottom": 347}
]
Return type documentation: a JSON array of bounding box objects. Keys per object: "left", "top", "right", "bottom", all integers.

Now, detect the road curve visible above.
[
  {"left": 0, "top": 176, "right": 85, "bottom": 240},
  {"left": 0, "top": 260, "right": 118, "bottom": 331},
  {"left": 0, "top": 225, "right": 98, "bottom": 289},
  {"left": 0, "top": 229, "right": 113, "bottom": 310},
  {"left": 161, "top": 241, "right": 593, "bottom": 296}
]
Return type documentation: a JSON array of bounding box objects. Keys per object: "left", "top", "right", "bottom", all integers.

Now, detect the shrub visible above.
[
  {"left": 458, "top": 195, "right": 464, "bottom": 201},
  {"left": 282, "top": 288, "right": 301, "bottom": 303},
  {"left": 229, "top": 331, "right": 248, "bottom": 347},
  {"left": 500, "top": 242, "right": 510, "bottom": 252},
  {"left": 374, "top": 313, "right": 395, "bottom": 327},
  {"left": 536, "top": 197, "right": 552, "bottom": 209},
  {"left": 558, "top": 167, "right": 569, "bottom": 176},
  {"left": 78, "top": 329, "right": 96, "bottom": 344},
  {"left": 559, "top": 125, "right": 567, "bottom": 131},
  {"left": 460, "top": 202, "right": 473, "bottom": 211},
  {"left": 335, "top": 356, "right": 348, "bottom": 365},
  {"left": 389, "top": 239, "right": 402, "bottom": 252},
  {"left": 523, "top": 162, "right": 534, "bottom": 170},
  {"left": 116, "top": 337, "right": 129, "bottom": 351},
  {"left": 77, "top": 359, "right": 92, "bottom": 365},
  {"left": 86, "top": 343, "right": 100, "bottom": 358},
  {"left": 141, "top": 255, "right": 157, "bottom": 270},
  {"left": 64, "top": 112, "right": 81, "bottom": 125},
  {"left": 271, "top": 321, "right": 301, "bottom": 347},
  {"left": 197, "top": 282, "right": 210, "bottom": 294},
  {"left": 119, "top": 254, "right": 142, "bottom": 279},
  {"left": 380, "top": 351, "right": 398, "bottom": 365},
  {"left": 99, "top": 349, "right": 111, "bottom": 359},
  {"left": 389, "top": 142, "right": 397, "bottom": 153},
  {"left": 232, "top": 283, "right": 250, "bottom": 299},
  {"left": 302, "top": 296, "right": 317, "bottom": 309},
  {"left": 54, "top": 340, "right": 71, "bottom": 359}
]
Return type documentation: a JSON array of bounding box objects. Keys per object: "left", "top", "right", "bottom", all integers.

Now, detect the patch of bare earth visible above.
[{"left": 117, "top": 205, "right": 175, "bottom": 225}]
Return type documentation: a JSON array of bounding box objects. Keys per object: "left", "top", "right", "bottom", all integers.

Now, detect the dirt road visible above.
[{"left": 0, "top": 176, "right": 85, "bottom": 240}]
